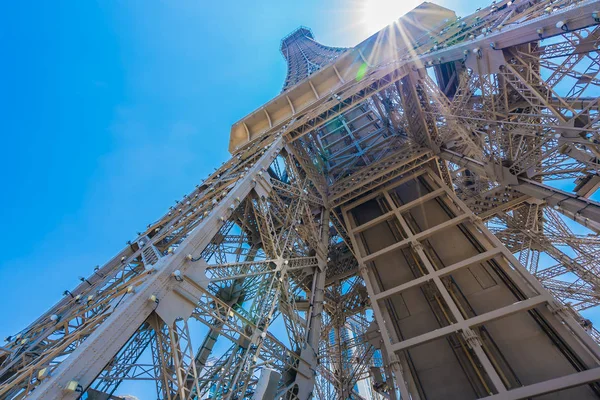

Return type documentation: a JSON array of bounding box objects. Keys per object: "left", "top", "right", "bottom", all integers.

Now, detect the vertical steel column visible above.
[{"left": 288, "top": 209, "right": 330, "bottom": 399}]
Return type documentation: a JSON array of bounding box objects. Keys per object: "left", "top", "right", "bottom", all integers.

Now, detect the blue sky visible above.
[{"left": 3, "top": 0, "right": 589, "bottom": 396}]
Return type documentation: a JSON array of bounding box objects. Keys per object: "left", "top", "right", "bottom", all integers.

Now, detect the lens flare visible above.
[{"left": 361, "top": 0, "right": 420, "bottom": 34}]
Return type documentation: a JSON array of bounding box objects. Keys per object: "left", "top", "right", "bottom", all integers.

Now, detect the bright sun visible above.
[{"left": 361, "top": 0, "right": 420, "bottom": 34}]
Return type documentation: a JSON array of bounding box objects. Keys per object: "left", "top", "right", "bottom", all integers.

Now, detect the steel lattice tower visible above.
[
  {"left": 280, "top": 27, "right": 347, "bottom": 91},
  {"left": 3, "top": 1, "right": 600, "bottom": 399}
]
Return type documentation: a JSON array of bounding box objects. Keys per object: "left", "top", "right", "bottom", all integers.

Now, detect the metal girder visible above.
[{"left": 441, "top": 150, "right": 600, "bottom": 233}]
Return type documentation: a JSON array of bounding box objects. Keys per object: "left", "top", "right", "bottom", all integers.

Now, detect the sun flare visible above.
[{"left": 361, "top": 0, "right": 420, "bottom": 34}]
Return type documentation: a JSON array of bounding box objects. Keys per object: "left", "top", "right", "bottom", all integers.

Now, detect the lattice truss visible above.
[{"left": 3, "top": 0, "right": 600, "bottom": 399}]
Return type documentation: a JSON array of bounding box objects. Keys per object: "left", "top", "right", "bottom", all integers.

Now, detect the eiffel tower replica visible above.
[{"left": 3, "top": 1, "right": 600, "bottom": 399}]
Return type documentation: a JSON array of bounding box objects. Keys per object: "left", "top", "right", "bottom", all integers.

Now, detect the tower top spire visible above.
[{"left": 280, "top": 26, "right": 346, "bottom": 92}]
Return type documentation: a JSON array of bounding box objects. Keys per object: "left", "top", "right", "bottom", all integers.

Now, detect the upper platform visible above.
[{"left": 229, "top": 2, "right": 456, "bottom": 153}]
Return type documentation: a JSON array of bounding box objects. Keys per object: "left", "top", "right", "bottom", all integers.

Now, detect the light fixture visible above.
[
  {"left": 148, "top": 295, "right": 159, "bottom": 304},
  {"left": 65, "top": 380, "right": 83, "bottom": 393},
  {"left": 556, "top": 20, "right": 568, "bottom": 31},
  {"left": 593, "top": 11, "right": 600, "bottom": 22},
  {"left": 172, "top": 270, "right": 183, "bottom": 281},
  {"left": 37, "top": 368, "right": 49, "bottom": 380}
]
